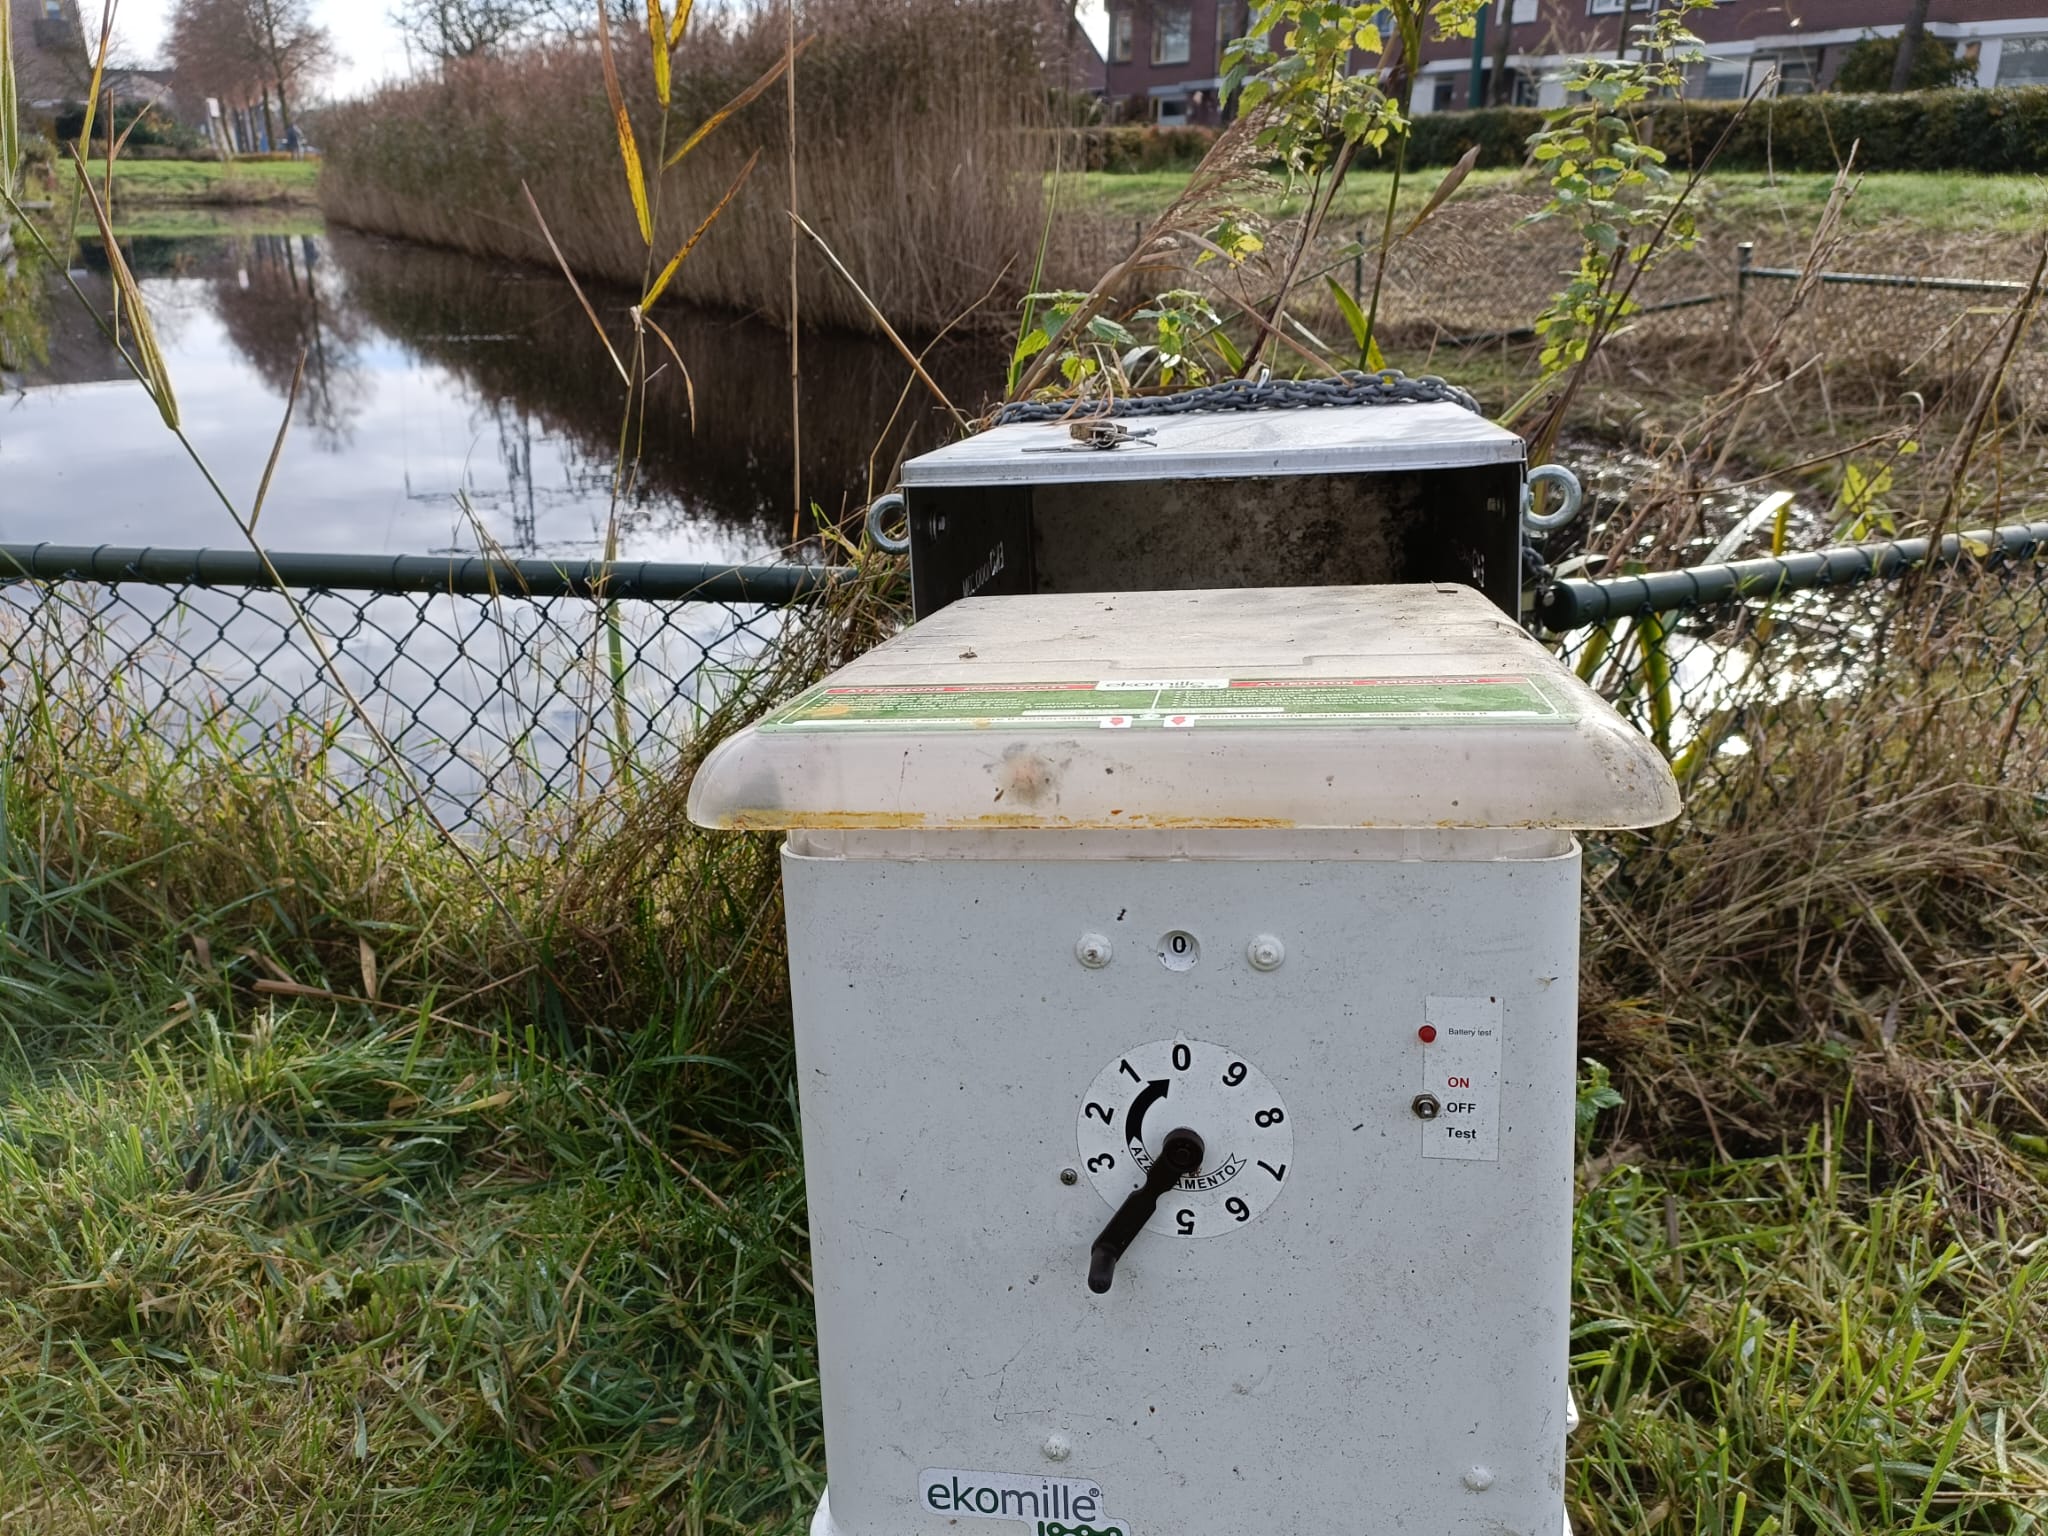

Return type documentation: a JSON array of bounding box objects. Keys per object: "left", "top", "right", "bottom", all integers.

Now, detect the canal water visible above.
[
  {"left": 0, "top": 225, "right": 1003, "bottom": 822},
  {"left": 1, "top": 226, "right": 1000, "bottom": 560}
]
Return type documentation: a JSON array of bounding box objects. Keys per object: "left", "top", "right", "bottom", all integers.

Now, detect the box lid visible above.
[
  {"left": 687, "top": 586, "right": 1679, "bottom": 833},
  {"left": 898, "top": 403, "right": 1523, "bottom": 487}
]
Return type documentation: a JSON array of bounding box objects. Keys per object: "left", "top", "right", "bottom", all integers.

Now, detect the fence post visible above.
[
  {"left": 1353, "top": 230, "right": 1365, "bottom": 306},
  {"left": 1733, "top": 241, "right": 1754, "bottom": 331}
]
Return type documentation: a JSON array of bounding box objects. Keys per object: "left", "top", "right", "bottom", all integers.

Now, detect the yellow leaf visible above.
[
  {"left": 641, "top": 149, "right": 761, "bottom": 310},
  {"left": 668, "top": 0, "right": 693, "bottom": 48},
  {"left": 597, "top": 0, "right": 652, "bottom": 245},
  {"left": 667, "top": 34, "right": 812, "bottom": 167},
  {"left": 648, "top": 0, "right": 670, "bottom": 105}
]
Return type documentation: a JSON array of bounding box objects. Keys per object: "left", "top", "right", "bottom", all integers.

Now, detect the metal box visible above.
[
  {"left": 689, "top": 585, "right": 1678, "bottom": 1536},
  {"left": 893, "top": 403, "right": 1528, "bottom": 619}
]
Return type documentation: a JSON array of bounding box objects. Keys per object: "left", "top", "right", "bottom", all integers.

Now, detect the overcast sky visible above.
[{"left": 105, "top": 1, "right": 1112, "bottom": 100}]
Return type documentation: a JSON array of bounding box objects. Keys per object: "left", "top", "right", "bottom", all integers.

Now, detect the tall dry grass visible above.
[{"left": 318, "top": 0, "right": 1057, "bottom": 336}]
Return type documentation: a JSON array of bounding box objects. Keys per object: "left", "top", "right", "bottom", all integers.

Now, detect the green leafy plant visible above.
[
  {"left": 1521, "top": 1, "right": 1715, "bottom": 388},
  {"left": 1575, "top": 1057, "right": 1625, "bottom": 1149},
  {"left": 1223, "top": 1, "right": 1484, "bottom": 366}
]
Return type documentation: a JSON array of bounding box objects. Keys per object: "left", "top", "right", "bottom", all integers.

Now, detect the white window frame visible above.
[{"left": 1997, "top": 34, "right": 2048, "bottom": 86}]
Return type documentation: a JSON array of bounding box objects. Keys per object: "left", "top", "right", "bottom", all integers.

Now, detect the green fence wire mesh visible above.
[
  {"left": 4, "top": 532, "right": 2045, "bottom": 832},
  {"left": 0, "top": 546, "right": 845, "bottom": 828},
  {"left": 1548, "top": 530, "right": 2048, "bottom": 818}
]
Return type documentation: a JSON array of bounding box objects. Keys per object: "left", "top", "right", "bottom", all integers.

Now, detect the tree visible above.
[
  {"left": 1836, "top": 30, "right": 1973, "bottom": 93},
  {"left": 1486, "top": 0, "right": 1511, "bottom": 106},
  {"left": 168, "top": 0, "right": 331, "bottom": 148},
  {"left": 391, "top": 0, "right": 641, "bottom": 63},
  {"left": 244, "top": 0, "right": 332, "bottom": 139},
  {"left": 392, "top": 0, "right": 551, "bottom": 61},
  {"left": 1890, "top": 0, "right": 1932, "bottom": 92}
]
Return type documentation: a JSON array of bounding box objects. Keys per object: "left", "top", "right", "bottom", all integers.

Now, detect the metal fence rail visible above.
[
  {"left": 1539, "top": 525, "right": 2048, "bottom": 809},
  {"left": 0, "top": 545, "right": 851, "bottom": 826},
  {"left": 0, "top": 544, "right": 846, "bottom": 604},
  {"left": 1537, "top": 521, "right": 2048, "bottom": 629},
  {"left": 5, "top": 526, "right": 2045, "bottom": 830}
]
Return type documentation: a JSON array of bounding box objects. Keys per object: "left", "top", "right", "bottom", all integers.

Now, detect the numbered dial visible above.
[{"left": 1076, "top": 1038, "right": 1293, "bottom": 1238}]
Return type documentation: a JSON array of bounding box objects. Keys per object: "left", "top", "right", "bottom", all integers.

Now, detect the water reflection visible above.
[{"left": 1, "top": 227, "right": 1000, "bottom": 563}]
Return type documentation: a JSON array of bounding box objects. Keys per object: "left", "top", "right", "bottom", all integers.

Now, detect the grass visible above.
[
  {"left": 2, "top": 684, "right": 2043, "bottom": 1532},
  {"left": 96, "top": 205, "right": 325, "bottom": 239},
  {"left": 1064, "top": 166, "right": 2048, "bottom": 239},
  {"left": 73, "top": 157, "right": 321, "bottom": 208}
]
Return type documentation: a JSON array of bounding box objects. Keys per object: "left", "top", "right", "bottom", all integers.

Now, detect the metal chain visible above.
[{"left": 990, "top": 370, "right": 1483, "bottom": 426}]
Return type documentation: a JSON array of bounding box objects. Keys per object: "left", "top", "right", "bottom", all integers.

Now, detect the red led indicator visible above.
[{"left": 1417, "top": 1025, "right": 1437, "bottom": 1043}]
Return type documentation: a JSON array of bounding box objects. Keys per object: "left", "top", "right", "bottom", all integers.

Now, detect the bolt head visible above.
[
  {"left": 1059, "top": 1168, "right": 1079, "bottom": 1186},
  {"left": 1462, "top": 1466, "right": 1495, "bottom": 1492},
  {"left": 1246, "top": 934, "right": 1286, "bottom": 971},
  {"left": 1076, "top": 933, "right": 1113, "bottom": 969},
  {"left": 1042, "top": 1434, "right": 1072, "bottom": 1463}
]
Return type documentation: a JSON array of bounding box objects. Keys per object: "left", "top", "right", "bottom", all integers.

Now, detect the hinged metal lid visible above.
[
  {"left": 898, "top": 403, "right": 1523, "bottom": 487},
  {"left": 687, "top": 586, "right": 1679, "bottom": 833}
]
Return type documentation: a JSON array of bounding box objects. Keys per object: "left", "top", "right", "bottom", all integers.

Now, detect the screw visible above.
[
  {"left": 1463, "top": 1466, "right": 1495, "bottom": 1492},
  {"left": 1246, "top": 934, "right": 1285, "bottom": 971},
  {"left": 1042, "top": 1433, "right": 1072, "bottom": 1462},
  {"left": 1412, "top": 1093, "right": 1441, "bottom": 1121},
  {"left": 1060, "top": 1168, "right": 1079, "bottom": 1186},
  {"left": 1076, "top": 933, "right": 1113, "bottom": 969}
]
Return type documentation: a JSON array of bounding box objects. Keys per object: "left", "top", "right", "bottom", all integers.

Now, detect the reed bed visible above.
[{"left": 317, "top": 0, "right": 1057, "bottom": 336}]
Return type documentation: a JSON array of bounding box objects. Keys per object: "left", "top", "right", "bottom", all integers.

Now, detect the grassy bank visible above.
[
  {"left": 1065, "top": 167, "right": 2048, "bottom": 239},
  {"left": 75, "top": 158, "right": 320, "bottom": 208}
]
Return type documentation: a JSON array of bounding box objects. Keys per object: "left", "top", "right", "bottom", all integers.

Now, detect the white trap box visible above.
[{"left": 689, "top": 585, "right": 1678, "bottom": 1536}]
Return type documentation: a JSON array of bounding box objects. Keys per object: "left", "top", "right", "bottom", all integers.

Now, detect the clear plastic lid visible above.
[{"left": 688, "top": 585, "right": 1679, "bottom": 833}]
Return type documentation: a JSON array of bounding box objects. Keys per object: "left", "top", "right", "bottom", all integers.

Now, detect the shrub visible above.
[
  {"left": 1084, "top": 124, "right": 1217, "bottom": 172},
  {"left": 1832, "top": 33, "right": 1977, "bottom": 94},
  {"left": 1404, "top": 85, "right": 2048, "bottom": 173}
]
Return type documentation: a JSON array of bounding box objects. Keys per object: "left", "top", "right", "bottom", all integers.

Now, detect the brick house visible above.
[
  {"left": 1101, "top": 1, "right": 2048, "bottom": 122},
  {"left": 1102, "top": 1, "right": 1253, "bottom": 123},
  {"left": 8, "top": 0, "right": 91, "bottom": 129}
]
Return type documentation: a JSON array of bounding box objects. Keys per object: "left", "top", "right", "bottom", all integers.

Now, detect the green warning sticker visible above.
[{"left": 759, "top": 676, "right": 1564, "bottom": 732}]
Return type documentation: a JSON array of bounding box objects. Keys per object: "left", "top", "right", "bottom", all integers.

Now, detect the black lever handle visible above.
[{"left": 1088, "top": 1126, "right": 1205, "bottom": 1294}]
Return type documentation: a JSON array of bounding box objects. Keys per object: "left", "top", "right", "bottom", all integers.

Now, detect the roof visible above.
[{"left": 688, "top": 584, "right": 1680, "bottom": 833}]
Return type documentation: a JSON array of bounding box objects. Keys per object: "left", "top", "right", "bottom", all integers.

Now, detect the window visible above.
[
  {"left": 1999, "top": 35, "right": 2048, "bottom": 87},
  {"left": 1152, "top": 4, "right": 1193, "bottom": 67},
  {"left": 1216, "top": 0, "right": 1237, "bottom": 71},
  {"left": 44, "top": 0, "right": 66, "bottom": 17},
  {"left": 1109, "top": 8, "right": 1134, "bottom": 64},
  {"left": 1685, "top": 57, "right": 1747, "bottom": 101},
  {"left": 1748, "top": 48, "right": 1818, "bottom": 97},
  {"left": 1587, "top": 0, "right": 1654, "bottom": 13}
]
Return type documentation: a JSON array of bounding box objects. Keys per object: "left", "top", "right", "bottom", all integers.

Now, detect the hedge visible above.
[
  {"left": 1074, "top": 87, "right": 2048, "bottom": 177},
  {"left": 1406, "top": 86, "right": 2048, "bottom": 173},
  {"left": 1064, "top": 125, "right": 1219, "bottom": 172}
]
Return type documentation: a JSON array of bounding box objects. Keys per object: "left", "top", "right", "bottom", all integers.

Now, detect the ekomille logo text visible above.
[{"left": 917, "top": 1469, "right": 1127, "bottom": 1536}]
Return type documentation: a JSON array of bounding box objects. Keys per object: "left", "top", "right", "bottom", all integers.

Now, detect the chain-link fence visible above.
[
  {"left": 6, "top": 528, "right": 2046, "bottom": 834},
  {"left": 0, "top": 545, "right": 844, "bottom": 828},
  {"left": 1541, "top": 522, "right": 2048, "bottom": 815}
]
